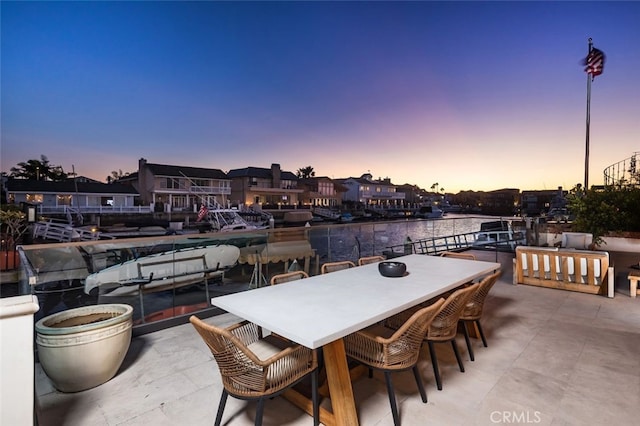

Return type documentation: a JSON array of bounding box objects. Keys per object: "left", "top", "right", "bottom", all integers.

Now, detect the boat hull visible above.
[{"left": 84, "top": 245, "right": 240, "bottom": 296}]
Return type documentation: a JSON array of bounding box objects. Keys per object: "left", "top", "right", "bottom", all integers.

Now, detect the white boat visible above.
[
  {"left": 473, "top": 221, "right": 525, "bottom": 251},
  {"left": 312, "top": 207, "right": 341, "bottom": 221},
  {"left": 84, "top": 244, "right": 241, "bottom": 296},
  {"left": 198, "top": 204, "right": 270, "bottom": 232},
  {"left": 440, "top": 201, "right": 463, "bottom": 214},
  {"left": 415, "top": 205, "right": 444, "bottom": 219}
]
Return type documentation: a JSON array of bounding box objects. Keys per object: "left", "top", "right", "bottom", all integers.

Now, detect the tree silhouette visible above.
[
  {"left": 107, "top": 169, "right": 130, "bottom": 183},
  {"left": 9, "top": 155, "right": 67, "bottom": 181},
  {"left": 296, "top": 166, "right": 315, "bottom": 179}
]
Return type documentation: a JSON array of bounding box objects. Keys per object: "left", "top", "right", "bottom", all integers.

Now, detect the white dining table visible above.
[{"left": 212, "top": 253, "right": 501, "bottom": 426}]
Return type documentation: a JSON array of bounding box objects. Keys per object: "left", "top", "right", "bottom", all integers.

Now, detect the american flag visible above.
[
  {"left": 197, "top": 205, "right": 208, "bottom": 222},
  {"left": 584, "top": 47, "right": 605, "bottom": 79}
]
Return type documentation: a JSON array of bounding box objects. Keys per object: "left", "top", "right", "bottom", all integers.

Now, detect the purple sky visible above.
[{"left": 2, "top": 1, "right": 639, "bottom": 192}]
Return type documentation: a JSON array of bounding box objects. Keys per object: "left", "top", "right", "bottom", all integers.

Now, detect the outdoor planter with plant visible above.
[{"left": 567, "top": 185, "right": 640, "bottom": 247}]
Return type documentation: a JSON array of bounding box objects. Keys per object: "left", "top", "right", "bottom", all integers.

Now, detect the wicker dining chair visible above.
[
  {"left": 440, "top": 251, "right": 477, "bottom": 260},
  {"left": 424, "top": 284, "right": 478, "bottom": 391},
  {"left": 189, "top": 316, "right": 319, "bottom": 426},
  {"left": 459, "top": 270, "right": 502, "bottom": 361},
  {"left": 270, "top": 270, "right": 309, "bottom": 285},
  {"left": 320, "top": 260, "right": 356, "bottom": 274},
  {"left": 357, "top": 255, "right": 386, "bottom": 266},
  {"left": 344, "top": 298, "right": 445, "bottom": 426}
]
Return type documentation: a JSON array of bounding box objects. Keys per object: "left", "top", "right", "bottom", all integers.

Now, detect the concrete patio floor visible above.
[{"left": 35, "top": 250, "right": 640, "bottom": 425}]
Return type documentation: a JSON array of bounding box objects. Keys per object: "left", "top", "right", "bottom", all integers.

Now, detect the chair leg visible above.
[
  {"left": 215, "top": 390, "right": 228, "bottom": 426},
  {"left": 368, "top": 367, "right": 374, "bottom": 378},
  {"left": 412, "top": 365, "right": 427, "bottom": 403},
  {"left": 476, "top": 320, "right": 488, "bottom": 347},
  {"left": 312, "top": 369, "right": 319, "bottom": 426},
  {"left": 451, "top": 339, "right": 465, "bottom": 372},
  {"left": 427, "top": 341, "right": 442, "bottom": 391},
  {"left": 461, "top": 321, "right": 475, "bottom": 361},
  {"left": 255, "top": 398, "right": 265, "bottom": 426},
  {"left": 384, "top": 371, "right": 400, "bottom": 426}
]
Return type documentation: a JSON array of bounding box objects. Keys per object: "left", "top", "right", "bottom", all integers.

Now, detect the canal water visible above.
[{"left": 308, "top": 214, "right": 509, "bottom": 262}]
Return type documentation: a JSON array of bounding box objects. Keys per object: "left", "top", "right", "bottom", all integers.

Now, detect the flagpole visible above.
[{"left": 584, "top": 37, "right": 593, "bottom": 190}]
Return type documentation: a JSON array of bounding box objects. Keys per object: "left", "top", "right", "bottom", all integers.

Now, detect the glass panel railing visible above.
[{"left": 17, "top": 215, "right": 518, "bottom": 332}]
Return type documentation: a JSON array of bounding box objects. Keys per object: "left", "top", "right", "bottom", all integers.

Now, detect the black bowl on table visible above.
[{"left": 378, "top": 261, "right": 407, "bottom": 278}]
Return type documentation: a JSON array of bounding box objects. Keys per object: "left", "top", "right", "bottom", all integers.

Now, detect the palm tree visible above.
[{"left": 297, "top": 166, "right": 315, "bottom": 179}]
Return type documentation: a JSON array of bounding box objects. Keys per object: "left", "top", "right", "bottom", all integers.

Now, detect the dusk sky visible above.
[{"left": 2, "top": 1, "right": 639, "bottom": 193}]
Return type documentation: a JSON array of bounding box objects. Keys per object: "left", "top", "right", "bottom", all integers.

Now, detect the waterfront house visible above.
[
  {"left": 395, "top": 183, "right": 436, "bottom": 207},
  {"left": 130, "top": 158, "right": 231, "bottom": 212},
  {"left": 336, "top": 173, "right": 406, "bottom": 207},
  {"left": 4, "top": 178, "right": 139, "bottom": 216},
  {"left": 520, "top": 187, "right": 566, "bottom": 217},
  {"left": 227, "top": 163, "right": 303, "bottom": 209},
  {"left": 297, "top": 176, "right": 346, "bottom": 207}
]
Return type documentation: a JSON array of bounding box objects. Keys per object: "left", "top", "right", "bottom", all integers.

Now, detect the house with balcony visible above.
[
  {"left": 336, "top": 173, "right": 406, "bottom": 207},
  {"left": 297, "top": 177, "right": 345, "bottom": 207},
  {"left": 227, "top": 163, "right": 303, "bottom": 209},
  {"left": 132, "top": 158, "right": 230, "bottom": 212}
]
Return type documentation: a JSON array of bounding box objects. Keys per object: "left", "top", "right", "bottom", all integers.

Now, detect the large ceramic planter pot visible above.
[{"left": 35, "top": 304, "right": 133, "bottom": 393}]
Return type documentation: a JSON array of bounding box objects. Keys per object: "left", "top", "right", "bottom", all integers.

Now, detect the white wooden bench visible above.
[{"left": 514, "top": 246, "right": 614, "bottom": 297}]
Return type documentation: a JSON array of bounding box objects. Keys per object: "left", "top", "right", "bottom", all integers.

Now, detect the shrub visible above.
[{"left": 567, "top": 186, "right": 640, "bottom": 245}]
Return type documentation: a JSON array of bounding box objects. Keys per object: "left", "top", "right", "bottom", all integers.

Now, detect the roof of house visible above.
[
  {"left": 227, "top": 166, "right": 297, "bottom": 181},
  {"left": 6, "top": 179, "right": 139, "bottom": 195},
  {"left": 338, "top": 176, "right": 398, "bottom": 186},
  {"left": 144, "top": 163, "right": 228, "bottom": 179}
]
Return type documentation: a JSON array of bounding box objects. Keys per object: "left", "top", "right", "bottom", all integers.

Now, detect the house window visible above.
[
  {"left": 26, "top": 194, "right": 43, "bottom": 203},
  {"left": 166, "top": 178, "right": 181, "bottom": 189},
  {"left": 172, "top": 195, "right": 188, "bottom": 209},
  {"left": 57, "top": 195, "right": 72, "bottom": 206},
  {"left": 281, "top": 180, "right": 294, "bottom": 189},
  {"left": 318, "top": 181, "right": 334, "bottom": 196},
  {"left": 192, "top": 179, "right": 208, "bottom": 188}
]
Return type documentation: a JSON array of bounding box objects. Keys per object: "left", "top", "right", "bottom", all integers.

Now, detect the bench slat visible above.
[{"left": 515, "top": 247, "right": 610, "bottom": 296}]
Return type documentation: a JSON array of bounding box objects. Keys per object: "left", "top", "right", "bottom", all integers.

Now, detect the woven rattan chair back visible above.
[
  {"left": 459, "top": 269, "right": 502, "bottom": 362},
  {"left": 321, "top": 260, "right": 356, "bottom": 274},
  {"left": 427, "top": 284, "right": 477, "bottom": 342},
  {"left": 357, "top": 255, "right": 386, "bottom": 266},
  {"left": 270, "top": 270, "right": 309, "bottom": 285},
  {"left": 345, "top": 298, "right": 445, "bottom": 371},
  {"left": 190, "top": 316, "right": 316, "bottom": 398},
  {"left": 440, "top": 251, "right": 477, "bottom": 260},
  {"left": 461, "top": 270, "right": 501, "bottom": 321},
  {"left": 344, "top": 298, "right": 445, "bottom": 426}
]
